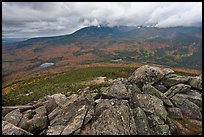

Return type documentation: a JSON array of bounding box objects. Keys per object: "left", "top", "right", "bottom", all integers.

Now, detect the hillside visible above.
[
  {"left": 2, "top": 26, "right": 202, "bottom": 86},
  {"left": 2, "top": 65, "right": 202, "bottom": 135}
]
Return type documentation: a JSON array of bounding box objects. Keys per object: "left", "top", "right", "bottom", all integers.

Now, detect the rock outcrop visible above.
[{"left": 2, "top": 65, "right": 202, "bottom": 135}]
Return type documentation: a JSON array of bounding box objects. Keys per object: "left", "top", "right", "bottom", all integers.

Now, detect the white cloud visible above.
[{"left": 2, "top": 2, "right": 202, "bottom": 38}]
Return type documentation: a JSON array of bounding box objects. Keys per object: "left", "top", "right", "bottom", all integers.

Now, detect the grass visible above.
[
  {"left": 2, "top": 65, "right": 198, "bottom": 106},
  {"left": 2, "top": 66, "right": 135, "bottom": 106}
]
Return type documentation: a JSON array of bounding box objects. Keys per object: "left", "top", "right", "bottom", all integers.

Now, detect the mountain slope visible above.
[{"left": 2, "top": 26, "right": 202, "bottom": 86}]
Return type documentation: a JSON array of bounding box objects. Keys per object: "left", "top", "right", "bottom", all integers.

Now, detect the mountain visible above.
[
  {"left": 2, "top": 26, "right": 202, "bottom": 86},
  {"left": 12, "top": 26, "right": 202, "bottom": 47},
  {"left": 2, "top": 65, "right": 202, "bottom": 135},
  {"left": 2, "top": 38, "right": 28, "bottom": 45}
]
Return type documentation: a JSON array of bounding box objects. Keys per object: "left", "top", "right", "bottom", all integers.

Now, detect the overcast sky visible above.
[{"left": 2, "top": 2, "right": 202, "bottom": 38}]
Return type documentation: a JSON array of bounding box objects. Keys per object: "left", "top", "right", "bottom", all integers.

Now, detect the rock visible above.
[
  {"left": 18, "top": 106, "right": 49, "bottom": 134},
  {"left": 61, "top": 105, "right": 89, "bottom": 135},
  {"left": 92, "top": 99, "right": 137, "bottom": 135},
  {"left": 164, "top": 84, "right": 191, "bottom": 98},
  {"left": 162, "top": 76, "right": 189, "bottom": 87},
  {"left": 2, "top": 105, "right": 33, "bottom": 117},
  {"left": 48, "top": 106, "right": 62, "bottom": 123},
  {"left": 154, "top": 84, "right": 168, "bottom": 93},
  {"left": 171, "top": 94, "right": 202, "bottom": 120},
  {"left": 127, "top": 84, "right": 142, "bottom": 94},
  {"left": 166, "top": 117, "right": 177, "bottom": 134},
  {"left": 43, "top": 96, "right": 58, "bottom": 115},
  {"left": 128, "top": 65, "right": 164, "bottom": 89},
  {"left": 142, "top": 84, "right": 173, "bottom": 106},
  {"left": 167, "top": 107, "right": 183, "bottom": 119},
  {"left": 2, "top": 120, "right": 33, "bottom": 135},
  {"left": 50, "top": 93, "right": 67, "bottom": 107},
  {"left": 147, "top": 114, "right": 165, "bottom": 127},
  {"left": 162, "top": 68, "right": 175, "bottom": 76},
  {"left": 174, "top": 90, "right": 202, "bottom": 108},
  {"left": 101, "top": 78, "right": 130, "bottom": 100},
  {"left": 48, "top": 94, "right": 79, "bottom": 123},
  {"left": 188, "top": 76, "right": 202, "bottom": 91},
  {"left": 128, "top": 84, "right": 142, "bottom": 108},
  {"left": 188, "top": 119, "right": 202, "bottom": 129},
  {"left": 136, "top": 94, "right": 168, "bottom": 120},
  {"left": 133, "top": 107, "right": 151, "bottom": 135},
  {"left": 3, "top": 109, "right": 23, "bottom": 126},
  {"left": 61, "top": 94, "right": 79, "bottom": 108},
  {"left": 46, "top": 125, "right": 65, "bottom": 135},
  {"left": 79, "top": 88, "right": 98, "bottom": 102},
  {"left": 151, "top": 124, "right": 171, "bottom": 135},
  {"left": 80, "top": 122, "right": 93, "bottom": 135},
  {"left": 50, "top": 97, "right": 94, "bottom": 135}
]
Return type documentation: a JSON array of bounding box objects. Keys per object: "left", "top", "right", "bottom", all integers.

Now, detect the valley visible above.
[{"left": 2, "top": 26, "right": 202, "bottom": 88}]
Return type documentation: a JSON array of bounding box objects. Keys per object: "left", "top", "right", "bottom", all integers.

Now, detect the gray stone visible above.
[
  {"left": 92, "top": 99, "right": 137, "bottom": 135},
  {"left": 2, "top": 105, "right": 33, "bottom": 117},
  {"left": 2, "top": 120, "right": 33, "bottom": 135},
  {"left": 128, "top": 65, "right": 164, "bottom": 89},
  {"left": 47, "top": 125, "right": 65, "bottom": 135},
  {"left": 133, "top": 107, "right": 151, "bottom": 135},
  {"left": 3, "top": 109, "right": 23, "bottom": 126},
  {"left": 18, "top": 106, "right": 49, "bottom": 134},
  {"left": 162, "top": 68, "right": 175, "bottom": 76},
  {"left": 167, "top": 107, "right": 183, "bottom": 119},
  {"left": 61, "top": 105, "right": 88, "bottom": 135},
  {"left": 50, "top": 93, "right": 67, "bottom": 107},
  {"left": 142, "top": 84, "right": 173, "bottom": 106},
  {"left": 127, "top": 84, "right": 142, "bottom": 94},
  {"left": 162, "top": 76, "right": 190, "bottom": 87},
  {"left": 136, "top": 94, "right": 168, "bottom": 120},
  {"left": 43, "top": 96, "right": 58, "bottom": 114},
  {"left": 147, "top": 114, "right": 165, "bottom": 128},
  {"left": 164, "top": 84, "right": 191, "bottom": 98},
  {"left": 188, "top": 76, "right": 202, "bottom": 91},
  {"left": 175, "top": 90, "right": 202, "bottom": 108},
  {"left": 171, "top": 94, "right": 202, "bottom": 120},
  {"left": 154, "top": 84, "right": 168, "bottom": 93},
  {"left": 151, "top": 124, "right": 171, "bottom": 135},
  {"left": 101, "top": 78, "right": 130, "bottom": 100}
]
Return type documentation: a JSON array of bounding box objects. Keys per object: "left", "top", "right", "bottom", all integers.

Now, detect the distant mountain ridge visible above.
[{"left": 10, "top": 26, "right": 201, "bottom": 47}]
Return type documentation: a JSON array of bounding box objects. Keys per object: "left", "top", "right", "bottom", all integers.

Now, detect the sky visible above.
[{"left": 2, "top": 2, "right": 202, "bottom": 38}]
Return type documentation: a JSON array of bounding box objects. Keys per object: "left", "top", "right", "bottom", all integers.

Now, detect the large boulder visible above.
[
  {"left": 162, "top": 76, "right": 189, "bottom": 87},
  {"left": 188, "top": 76, "right": 202, "bottom": 91},
  {"left": 2, "top": 120, "right": 33, "bottom": 135},
  {"left": 164, "top": 84, "right": 191, "bottom": 98},
  {"left": 167, "top": 107, "right": 183, "bottom": 119},
  {"left": 101, "top": 78, "right": 130, "bottom": 100},
  {"left": 136, "top": 94, "right": 167, "bottom": 120},
  {"left": 18, "top": 106, "right": 49, "bottom": 134},
  {"left": 142, "top": 84, "right": 173, "bottom": 107},
  {"left": 133, "top": 107, "right": 151, "bottom": 135},
  {"left": 171, "top": 94, "right": 202, "bottom": 120},
  {"left": 2, "top": 105, "right": 33, "bottom": 117},
  {"left": 128, "top": 65, "right": 164, "bottom": 89},
  {"left": 92, "top": 99, "right": 137, "bottom": 135},
  {"left": 3, "top": 109, "right": 23, "bottom": 126},
  {"left": 46, "top": 125, "right": 65, "bottom": 135},
  {"left": 49, "top": 94, "right": 94, "bottom": 135}
]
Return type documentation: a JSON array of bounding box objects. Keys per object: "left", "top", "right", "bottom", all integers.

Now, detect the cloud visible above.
[{"left": 2, "top": 2, "right": 202, "bottom": 38}]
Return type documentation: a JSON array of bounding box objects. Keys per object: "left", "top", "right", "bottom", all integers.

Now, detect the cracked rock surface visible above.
[{"left": 2, "top": 65, "right": 202, "bottom": 135}]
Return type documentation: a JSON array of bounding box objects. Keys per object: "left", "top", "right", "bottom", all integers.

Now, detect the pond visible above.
[{"left": 39, "top": 62, "right": 54, "bottom": 69}]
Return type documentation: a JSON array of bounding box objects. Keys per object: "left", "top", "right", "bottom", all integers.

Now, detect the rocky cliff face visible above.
[{"left": 2, "top": 65, "right": 202, "bottom": 135}]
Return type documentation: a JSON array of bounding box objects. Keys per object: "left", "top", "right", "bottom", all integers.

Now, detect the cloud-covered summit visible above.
[{"left": 2, "top": 2, "right": 202, "bottom": 38}]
